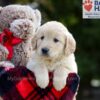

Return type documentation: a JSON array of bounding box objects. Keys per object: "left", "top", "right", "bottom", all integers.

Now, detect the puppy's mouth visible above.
[
  {"left": 41, "top": 54, "right": 53, "bottom": 61},
  {"left": 41, "top": 52, "right": 50, "bottom": 57},
  {"left": 42, "top": 54, "right": 50, "bottom": 58}
]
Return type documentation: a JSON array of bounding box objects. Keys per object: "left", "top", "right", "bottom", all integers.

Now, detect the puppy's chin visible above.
[
  {"left": 39, "top": 53, "right": 60, "bottom": 62},
  {"left": 40, "top": 53, "right": 52, "bottom": 60}
]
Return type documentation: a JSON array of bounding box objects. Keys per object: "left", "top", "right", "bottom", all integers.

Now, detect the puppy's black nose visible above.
[{"left": 42, "top": 48, "right": 49, "bottom": 55}]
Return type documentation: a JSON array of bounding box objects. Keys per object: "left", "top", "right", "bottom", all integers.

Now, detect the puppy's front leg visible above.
[
  {"left": 27, "top": 63, "right": 49, "bottom": 89},
  {"left": 53, "top": 67, "right": 69, "bottom": 91},
  {"left": 35, "top": 66, "right": 49, "bottom": 89}
]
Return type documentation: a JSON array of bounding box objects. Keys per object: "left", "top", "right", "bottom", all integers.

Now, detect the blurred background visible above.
[{"left": 0, "top": 0, "right": 100, "bottom": 100}]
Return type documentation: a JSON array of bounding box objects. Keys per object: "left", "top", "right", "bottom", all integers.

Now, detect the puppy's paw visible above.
[
  {"left": 53, "top": 77, "right": 66, "bottom": 91},
  {"left": 36, "top": 76, "right": 49, "bottom": 89}
]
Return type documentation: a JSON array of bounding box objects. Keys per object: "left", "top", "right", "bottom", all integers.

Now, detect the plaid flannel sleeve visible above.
[{"left": 0, "top": 66, "right": 80, "bottom": 100}]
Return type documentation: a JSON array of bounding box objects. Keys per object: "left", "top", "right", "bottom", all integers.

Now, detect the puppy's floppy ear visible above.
[
  {"left": 65, "top": 34, "right": 76, "bottom": 56},
  {"left": 32, "top": 35, "right": 37, "bottom": 50}
]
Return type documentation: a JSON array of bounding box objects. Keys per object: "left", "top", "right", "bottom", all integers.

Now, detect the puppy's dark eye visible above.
[
  {"left": 41, "top": 36, "right": 44, "bottom": 40},
  {"left": 54, "top": 38, "right": 59, "bottom": 43}
]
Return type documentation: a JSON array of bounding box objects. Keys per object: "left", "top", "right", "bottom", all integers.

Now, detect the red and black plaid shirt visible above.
[{"left": 0, "top": 66, "right": 80, "bottom": 100}]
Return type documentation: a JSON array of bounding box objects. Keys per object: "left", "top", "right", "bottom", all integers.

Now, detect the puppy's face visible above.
[
  {"left": 36, "top": 30, "right": 66, "bottom": 59},
  {"left": 32, "top": 21, "right": 76, "bottom": 60}
]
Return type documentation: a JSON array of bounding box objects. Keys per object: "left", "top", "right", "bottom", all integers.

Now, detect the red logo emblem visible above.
[{"left": 83, "top": 0, "right": 93, "bottom": 11}]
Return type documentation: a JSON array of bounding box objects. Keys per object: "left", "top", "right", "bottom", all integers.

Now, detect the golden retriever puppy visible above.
[{"left": 27, "top": 21, "right": 78, "bottom": 91}]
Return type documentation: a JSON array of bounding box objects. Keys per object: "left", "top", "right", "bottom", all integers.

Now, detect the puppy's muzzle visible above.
[{"left": 41, "top": 48, "right": 49, "bottom": 55}]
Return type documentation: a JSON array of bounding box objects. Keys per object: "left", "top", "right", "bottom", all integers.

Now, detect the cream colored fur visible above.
[{"left": 27, "top": 21, "right": 78, "bottom": 91}]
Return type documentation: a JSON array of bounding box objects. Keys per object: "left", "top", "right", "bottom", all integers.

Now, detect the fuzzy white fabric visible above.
[
  {"left": 0, "top": 7, "right": 3, "bottom": 12},
  {"left": 10, "top": 19, "right": 36, "bottom": 66},
  {"left": 27, "top": 21, "right": 78, "bottom": 91},
  {"left": 0, "top": 44, "right": 14, "bottom": 68},
  {"left": 0, "top": 61, "right": 14, "bottom": 68},
  {"left": 0, "top": 5, "right": 41, "bottom": 30},
  {"left": 0, "top": 44, "right": 9, "bottom": 61},
  {"left": 0, "top": 5, "right": 41, "bottom": 66}
]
